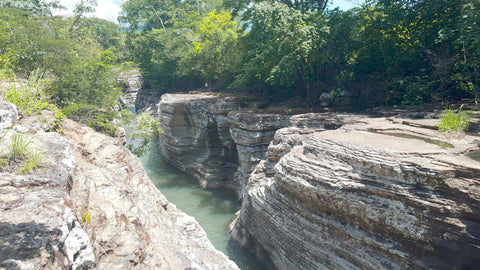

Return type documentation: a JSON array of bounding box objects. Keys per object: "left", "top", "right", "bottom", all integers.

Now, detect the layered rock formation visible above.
[
  {"left": 232, "top": 114, "right": 480, "bottom": 269},
  {"left": 228, "top": 109, "right": 308, "bottom": 196},
  {"left": 0, "top": 98, "right": 238, "bottom": 269},
  {"left": 135, "top": 88, "right": 162, "bottom": 115},
  {"left": 158, "top": 93, "right": 267, "bottom": 190},
  {"left": 118, "top": 70, "right": 143, "bottom": 108},
  {"left": 0, "top": 109, "right": 95, "bottom": 269}
]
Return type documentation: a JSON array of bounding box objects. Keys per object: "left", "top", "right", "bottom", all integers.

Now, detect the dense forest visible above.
[
  {"left": 119, "top": 0, "right": 480, "bottom": 108},
  {"left": 1, "top": 0, "right": 479, "bottom": 117}
]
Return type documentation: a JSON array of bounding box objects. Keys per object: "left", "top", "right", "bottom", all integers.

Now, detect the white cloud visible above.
[{"left": 54, "top": 0, "right": 124, "bottom": 22}]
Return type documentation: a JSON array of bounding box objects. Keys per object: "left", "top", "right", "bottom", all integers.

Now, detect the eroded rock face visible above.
[
  {"left": 63, "top": 118, "right": 239, "bottom": 270},
  {"left": 0, "top": 111, "right": 94, "bottom": 269},
  {"left": 232, "top": 115, "right": 480, "bottom": 269},
  {"left": 158, "top": 93, "right": 266, "bottom": 189},
  {"left": 228, "top": 109, "right": 311, "bottom": 196},
  {"left": 135, "top": 88, "right": 162, "bottom": 115},
  {"left": 0, "top": 96, "right": 238, "bottom": 269},
  {"left": 0, "top": 99, "right": 21, "bottom": 133},
  {"left": 118, "top": 70, "right": 143, "bottom": 108}
]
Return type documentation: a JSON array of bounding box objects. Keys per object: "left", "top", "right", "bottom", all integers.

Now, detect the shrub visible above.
[
  {"left": 438, "top": 105, "right": 470, "bottom": 134},
  {"left": 63, "top": 103, "right": 121, "bottom": 136},
  {"left": 127, "top": 112, "right": 162, "bottom": 156},
  {"left": 4, "top": 69, "right": 49, "bottom": 116}
]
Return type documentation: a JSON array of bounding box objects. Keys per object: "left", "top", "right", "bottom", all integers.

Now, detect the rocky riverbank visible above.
[
  {"left": 157, "top": 93, "right": 311, "bottom": 196},
  {"left": 156, "top": 92, "right": 479, "bottom": 269},
  {"left": 232, "top": 114, "right": 480, "bottom": 269},
  {"left": 0, "top": 98, "right": 238, "bottom": 269}
]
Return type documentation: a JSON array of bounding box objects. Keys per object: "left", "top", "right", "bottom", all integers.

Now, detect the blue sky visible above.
[{"left": 56, "top": 0, "right": 358, "bottom": 22}]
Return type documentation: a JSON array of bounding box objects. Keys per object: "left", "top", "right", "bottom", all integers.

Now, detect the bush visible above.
[
  {"left": 63, "top": 103, "right": 121, "bottom": 136},
  {"left": 127, "top": 112, "right": 162, "bottom": 156},
  {"left": 438, "top": 105, "right": 470, "bottom": 134},
  {"left": 5, "top": 69, "right": 49, "bottom": 116}
]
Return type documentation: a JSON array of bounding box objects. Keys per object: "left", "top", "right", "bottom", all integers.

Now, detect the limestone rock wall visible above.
[
  {"left": 64, "top": 119, "right": 239, "bottom": 269},
  {"left": 158, "top": 93, "right": 266, "bottom": 189},
  {"left": 228, "top": 110, "right": 299, "bottom": 196},
  {"left": 0, "top": 96, "right": 238, "bottom": 269},
  {"left": 232, "top": 115, "right": 480, "bottom": 269},
  {"left": 118, "top": 70, "right": 143, "bottom": 108}
]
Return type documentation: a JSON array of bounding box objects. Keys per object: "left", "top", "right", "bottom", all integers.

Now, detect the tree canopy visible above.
[{"left": 118, "top": 0, "right": 479, "bottom": 108}]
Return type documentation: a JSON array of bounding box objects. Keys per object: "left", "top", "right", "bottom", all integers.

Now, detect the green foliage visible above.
[
  {"left": 82, "top": 211, "right": 91, "bottom": 224},
  {"left": 5, "top": 69, "right": 49, "bottom": 116},
  {"left": 180, "top": 9, "right": 241, "bottom": 87},
  {"left": 0, "top": 158, "right": 8, "bottom": 171},
  {"left": 127, "top": 112, "right": 162, "bottom": 156},
  {"left": 19, "top": 150, "right": 42, "bottom": 174},
  {"left": 48, "top": 52, "right": 121, "bottom": 107},
  {"left": 438, "top": 105, "right": 470, "bottom": 134},
  {"left": 0, "top": 0, "right": 63, "bottom": 16},
  {"left": 63, "top": 103, "right": 121, "bottom": 136},
  {"left": 119, "top": 0, "right": 229, "bottom": 89},
  {"left": 9, "top": 134, "right": 32, "bottom": 161}
]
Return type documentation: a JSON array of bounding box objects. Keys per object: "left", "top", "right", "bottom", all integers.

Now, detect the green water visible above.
[{"left": 125, "top": 114, "right": 267, "bottom": 270}]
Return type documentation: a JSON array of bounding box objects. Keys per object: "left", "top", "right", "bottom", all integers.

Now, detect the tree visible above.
[
  {"left": 0, "top": 0, "right": 63, "bottom": 16},
  {"left": 179, "top": 9, "right": 241, "bottom": 88},
  {"left": 232, "top": 2, "right": 327, "bottom": 102},
  {"left": 224, "top": 0, "right": 329, "bottom": 14}
]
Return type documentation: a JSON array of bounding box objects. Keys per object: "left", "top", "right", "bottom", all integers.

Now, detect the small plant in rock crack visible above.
[
  {"left": 82, "top": 211, "right": 91, "bottom": 224},
  {"left": 5, "top": 134, "right": 44, "bottom": 173},
  {"left": 19, "top": 151, "right": 43, "bottom": 174},
  {"left": 9, "top": 133, "right": 32, "bottom": 161}
]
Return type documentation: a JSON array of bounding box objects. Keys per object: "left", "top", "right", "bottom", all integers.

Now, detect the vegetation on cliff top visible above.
[
  {"left": 1, "top": 0, "right": 479, "bottom": 114},
  {"left": 121, "top": 0, "right": 480, "bottom": 108},
  {"left": 0, "top": 0, "right": 129, "bottom": 135}
]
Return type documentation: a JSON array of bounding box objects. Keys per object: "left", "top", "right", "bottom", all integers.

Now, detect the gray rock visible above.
[
  {"left": 158, "top": 93, "right": 267, "bottom": 190},
  {"left": 64, "top": 223, "right": 95, "bottom": 270},
  {"left": 232, "top": 115, "right": 480, "bottom": 269},
  {"left": 135, "top": 88, "right": 162, "bottom": 115},
  {"left": 118, "top": 70, "right": 143, "bottom": 108},
  {"left": 0, "top": 124, "right": 92, "bottom": 269},
  {"left": 64, "top": 118, "right": 239, "bottom": 269},
  {"left": 0, "top": 94, "right": 238, "bottom": 270},
  {"left": 0, "top": 99, "right": 21, "bottom": 134}
]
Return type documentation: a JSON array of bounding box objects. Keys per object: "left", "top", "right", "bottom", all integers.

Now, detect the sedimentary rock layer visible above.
[
  {"left": 228, "top": 109, "right": 309, "bottom": 196},
  {"left": 64, "top": 119, "right": 238, "bottom": 269},
  {"left": 118, "top": 70, "right": 143, "bottom": 108},
  {"left": 157, "top": 93, "right": 266, "bottom": 189},
  {"left": 0, "top": 97, "right": 238, "bottom": 269},
  {"left": 232, "top": 115, "right": 480, "bottom": 269}
]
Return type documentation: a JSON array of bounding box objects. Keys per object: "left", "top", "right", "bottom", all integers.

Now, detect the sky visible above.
[{"left": 55, "top": 0, "right": 358, "bottom": 23}]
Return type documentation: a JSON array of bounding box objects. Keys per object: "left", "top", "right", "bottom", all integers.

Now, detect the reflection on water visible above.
[{"left": 125, "top": 113, "right": 267, "bottom": 270}]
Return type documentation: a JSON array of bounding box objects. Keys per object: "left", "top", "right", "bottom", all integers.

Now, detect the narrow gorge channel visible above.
[{"left": 124, "top": 111, "right": 267, "bottom": 270}]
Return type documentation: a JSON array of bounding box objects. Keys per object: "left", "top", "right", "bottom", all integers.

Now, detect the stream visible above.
[{"left": 124, "top": 113, "right": 267, "bottom": 270}]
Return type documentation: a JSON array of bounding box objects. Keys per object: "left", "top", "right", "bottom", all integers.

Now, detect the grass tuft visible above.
[{"left": 437, "top": 105, "right": 470, "bottom": 134}]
